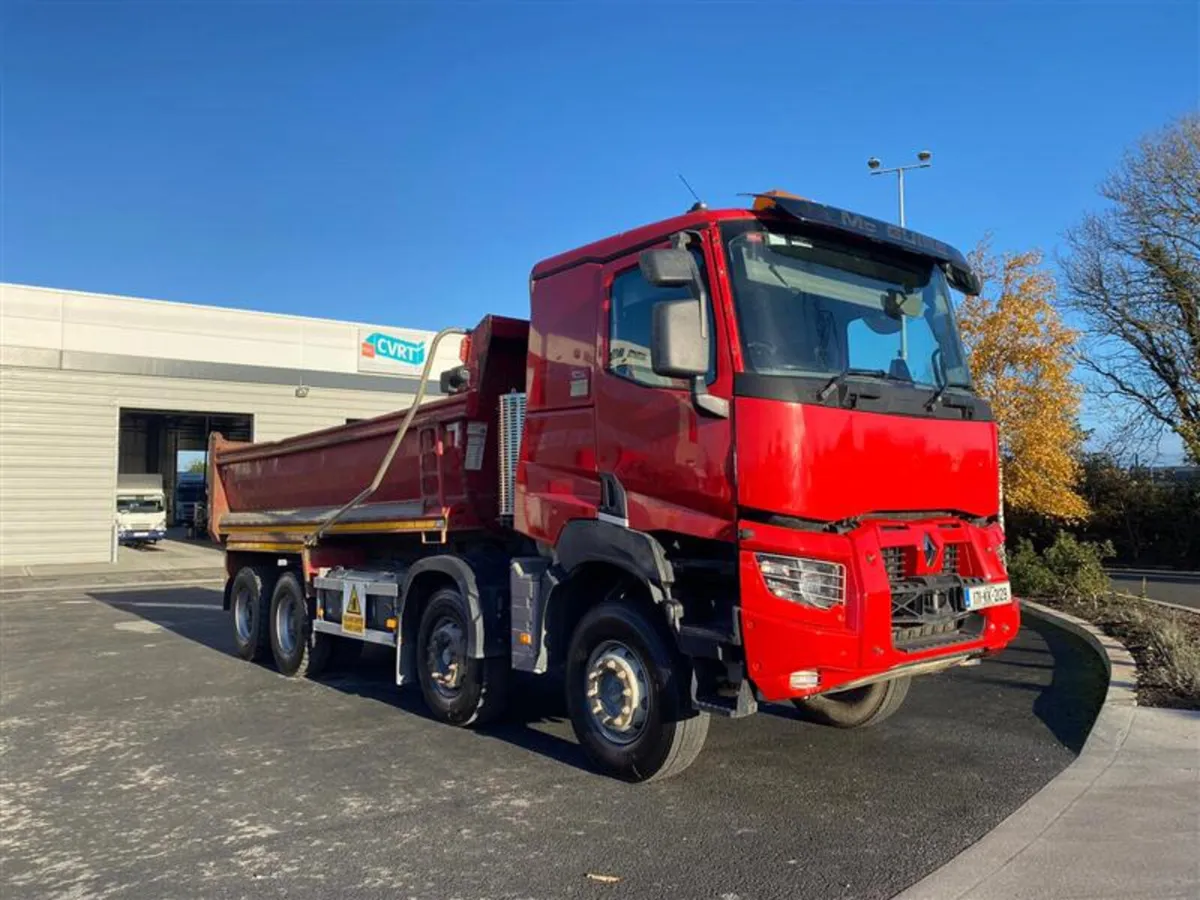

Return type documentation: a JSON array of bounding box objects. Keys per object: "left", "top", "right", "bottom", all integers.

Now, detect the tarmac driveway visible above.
[{"left": 0, "top": 583, "right": 1106, "bottom": 900}]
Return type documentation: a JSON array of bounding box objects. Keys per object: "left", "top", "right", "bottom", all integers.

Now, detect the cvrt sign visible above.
[{"left": 357, "top": 327, "right": 431, "bottom": 375}]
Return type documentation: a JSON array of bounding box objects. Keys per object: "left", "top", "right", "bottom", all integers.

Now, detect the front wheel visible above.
[
  {"left": 791, "top": 676, "right": 911, "bottom": 728},
  {"left": 565, "top": 601, "right": 709, "bottom": 783}
]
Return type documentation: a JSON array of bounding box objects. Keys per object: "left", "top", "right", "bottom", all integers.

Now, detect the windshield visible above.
[
  {"left": 724, "top": 225, "right": 973, "bottom": 388},
  {"left": 117, "top": 497, "right": 163, "bottom": 513}
]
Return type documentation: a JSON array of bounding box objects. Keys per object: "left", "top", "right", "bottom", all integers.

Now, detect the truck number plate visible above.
[
  {"left": 964, "top": 581, "right": 1012, "bottom": 611},
  {"left": 342, "top": 582, "right": 367, "bottom": 636}
]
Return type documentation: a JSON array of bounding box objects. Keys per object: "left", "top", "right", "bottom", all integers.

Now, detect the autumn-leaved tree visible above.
[{"left": 958, "top": 243, "right": 1089, "bottom": 520}]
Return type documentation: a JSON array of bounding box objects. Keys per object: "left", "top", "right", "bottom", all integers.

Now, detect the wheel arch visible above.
[
  {"left": 542, "top": 520, "right": 681, "bottom": 666},
  {"left": 554, "top": 519, "right": 675, "bottom": 603},
  {"left": 542, "top": 558, "right": 670, "bottom": 672},
  {"left": 400, "top": 555, "right": 508, "bottom": 666}
]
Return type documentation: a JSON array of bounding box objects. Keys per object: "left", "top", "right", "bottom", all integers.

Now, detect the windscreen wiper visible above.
[
  {"left": 817, "top": 368, "right": 893, "bottom": 402},
  {"left": 925, "top": 381, "right": 971, "bottom": 411}
]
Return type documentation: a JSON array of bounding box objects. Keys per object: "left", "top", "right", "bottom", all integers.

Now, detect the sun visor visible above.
[{"left": 749, "top": 194, "right": 979, "bottom": 293}]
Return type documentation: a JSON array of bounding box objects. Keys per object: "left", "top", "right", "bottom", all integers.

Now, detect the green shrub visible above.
[{"left": 1008, "top": 531, "right": 1114, "bottom": 600}]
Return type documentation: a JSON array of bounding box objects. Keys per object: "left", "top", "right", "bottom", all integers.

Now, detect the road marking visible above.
[{"left": 0, "top": 578, "right": 224, "bottom": 596}]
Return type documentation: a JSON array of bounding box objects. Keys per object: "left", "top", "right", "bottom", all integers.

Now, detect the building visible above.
[{"left": 0, "top": 283, "right": 464, "bottom": 567}]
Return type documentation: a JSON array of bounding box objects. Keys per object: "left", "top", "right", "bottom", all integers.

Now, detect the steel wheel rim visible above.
[
  {"left": 585, "top": 640, "right": 650, "bottom": 745},
  {"left": 426, "top": 616, "right": 466, "bottom": 698},
  {"left": 234, "top": 586, "right": 254, "bottom": 642},
  {"left": 275, "top": 594, "right": 300, "bottom": 656}
]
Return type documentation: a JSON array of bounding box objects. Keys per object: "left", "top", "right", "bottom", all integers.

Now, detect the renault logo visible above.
[{"left": 923, "top": 534, "right": 939, "bottom": 569}]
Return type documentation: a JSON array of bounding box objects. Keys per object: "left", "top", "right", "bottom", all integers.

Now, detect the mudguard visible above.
[
  {"left": 554, "top": 519, "right": 675, "bottom": 603},
  {"left": 401, "top": 555, "right": 509, "bottom": 660}
]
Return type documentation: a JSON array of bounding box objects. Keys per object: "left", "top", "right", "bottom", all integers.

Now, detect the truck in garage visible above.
[
  {"left": 207, "top": 192, "right": 1020, "bottom": 782},
  {"left": 115, "top": 474, "right": 168, "bottom": 546}
]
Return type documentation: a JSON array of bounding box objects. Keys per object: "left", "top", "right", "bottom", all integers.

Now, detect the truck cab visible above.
[
  {"left": 519, "top": 192, "right": 1016, "bottom": 728},
  {"left": 116, "top": 474, "right": 168, "bottom": 546}
]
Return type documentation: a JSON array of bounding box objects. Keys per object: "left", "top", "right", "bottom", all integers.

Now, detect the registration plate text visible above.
[{"left": 964, "top": 581, "right": 1012, "bottom": 610}]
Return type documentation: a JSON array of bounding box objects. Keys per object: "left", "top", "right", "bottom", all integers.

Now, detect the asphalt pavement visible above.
[
  {"left": 0, "top": 583, "right": 1106, "bottom": 900},
  {"left": 1107, "top": 569, "right": 1200, "bottom": 611}
]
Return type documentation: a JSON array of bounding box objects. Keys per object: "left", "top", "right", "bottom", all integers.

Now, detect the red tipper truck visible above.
[{"left": 209, "top": 192, "right": 1019, "bottom": 782}]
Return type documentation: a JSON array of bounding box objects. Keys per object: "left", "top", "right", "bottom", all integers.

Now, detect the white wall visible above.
[
  {"left": 0, "top": 365, "right": 420, "bottom": 567},
  {"left": 0, "top": 282, "right": 461, "bottom": 568},
  {"left": 0, "top": 283, "right": 464, "bottom": 378}
]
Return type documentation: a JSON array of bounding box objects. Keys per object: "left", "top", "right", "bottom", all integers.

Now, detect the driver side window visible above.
[{"left": 607, "top": 252, "right": 716, "bottom": 388}]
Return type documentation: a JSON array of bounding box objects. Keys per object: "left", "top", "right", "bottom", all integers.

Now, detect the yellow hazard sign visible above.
[{"left": 342, "top": 583, "right": 366, "bottom": 636}]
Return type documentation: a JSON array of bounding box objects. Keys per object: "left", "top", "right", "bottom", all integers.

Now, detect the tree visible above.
[
  {"left": 958, "top": 243, "right": 1090, "bottom": 520},
  {"left": 1061, "top": 114, "right": 1200, "bottom": 463},
  {"left": 186, "top": 458, "right": 206, "bottom": 474}
]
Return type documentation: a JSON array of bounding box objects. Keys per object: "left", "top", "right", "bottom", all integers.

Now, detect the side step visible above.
[
  {"left": 678, "top": 623, "right": 739, "bottom": 660},
  {"left": 692, "top": 677, "right": 758, "bottom": 719}
]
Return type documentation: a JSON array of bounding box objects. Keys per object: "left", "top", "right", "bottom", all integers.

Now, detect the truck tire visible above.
[
  {"left": 791, "top": 676, "right": 911, "bottom": 728},
  {"left": 416, "top": 587, "right": 508, "bottom": 727},
  {"left": 269, "top": 572, "right": 334, "bottom": 678},
  {"left": 565, "top": 601, "right": 709, "bottom": 783},
  {"left": 231, "top": 566, "right": 274, "bottom": 662}
]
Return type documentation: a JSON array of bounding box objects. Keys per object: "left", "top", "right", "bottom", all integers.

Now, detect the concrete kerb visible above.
[{"left": 894, "top": 599, "right": 1139, "bottom": 900}]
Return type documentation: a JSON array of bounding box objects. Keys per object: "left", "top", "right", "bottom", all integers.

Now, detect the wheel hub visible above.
[
  {"left": 427, "top": 618, "right": 465, "bottom": 697},
  {"left": 585, "top": 641, "right": 649, "bottom": 744},
  {"left": 275, "top": 595, "right": 300, "bottom": 655}
]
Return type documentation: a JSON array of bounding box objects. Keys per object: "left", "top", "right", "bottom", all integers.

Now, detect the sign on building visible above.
[{"left": 357, "top": 327, "right": 432, "bottom": 375}]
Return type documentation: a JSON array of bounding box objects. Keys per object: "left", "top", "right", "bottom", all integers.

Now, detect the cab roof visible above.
[{"left": 530, "top": 193, "right": 973, "bottom": 282}]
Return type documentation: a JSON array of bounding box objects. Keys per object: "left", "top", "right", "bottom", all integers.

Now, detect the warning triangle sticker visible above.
[{"left": 347, "top": 587, "right": 362, "bottom": 616}]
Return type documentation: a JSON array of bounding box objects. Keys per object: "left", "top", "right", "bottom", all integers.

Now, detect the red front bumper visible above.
[{"left": 737, "top": 517, "right": 1021, "bottom": 702}]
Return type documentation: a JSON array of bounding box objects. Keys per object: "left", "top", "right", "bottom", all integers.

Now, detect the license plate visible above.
[
  {"left": 341, "top": 582, "right": 366, "bottom": 636},
  {"left": 965, "top": 581, "right": 1012, "bottom": 610}
]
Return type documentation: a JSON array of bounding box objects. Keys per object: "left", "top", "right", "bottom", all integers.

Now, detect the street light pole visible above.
[
  {"left": 866, "top": 151, "right": 932, "bottom": 364},
  {"left": 867, "top": 150, "right": 932, "bottom": 228}
]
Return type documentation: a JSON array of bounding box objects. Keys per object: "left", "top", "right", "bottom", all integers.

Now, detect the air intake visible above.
[{"left": 498, "top": 392, "right": 527, "bottom": 518}]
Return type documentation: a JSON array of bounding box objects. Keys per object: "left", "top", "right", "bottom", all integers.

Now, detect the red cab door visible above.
[{"left": 593, "top": 235, "right": 736, "bottom": 541}]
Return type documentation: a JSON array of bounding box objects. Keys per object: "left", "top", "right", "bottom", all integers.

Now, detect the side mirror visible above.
[
  {"left": 651, "top": 299, "right": 708, "bottom": 378},
  {"left": 639, "top": 248, "right": 696, "bottom": 288}
]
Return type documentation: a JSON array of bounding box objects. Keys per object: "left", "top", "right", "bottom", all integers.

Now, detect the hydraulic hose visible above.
[{"left": 306, "top": 326, "right": 468, "bottom": 547}]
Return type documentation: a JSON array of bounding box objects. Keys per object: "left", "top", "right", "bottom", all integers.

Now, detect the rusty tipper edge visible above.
[{"left": 210, "top": 192, "right": 1019, "bottom": 783}]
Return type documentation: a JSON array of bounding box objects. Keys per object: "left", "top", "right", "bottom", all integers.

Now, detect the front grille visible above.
[
  {"left": 893, "top": 614, "right": 984, "bottom": 651},
  {"left": 887, "top": 573, "right": 980, "bottom": 653},
  {"left": 881, "top": 542, "right": 961, "bottom": 580},
  {"left": 882, "top": 547, "right": 906, "bottom": 581},
  {"left": 889, "top": 578, "right": 967, "bottom": 626},
  {"left": 880, "top": 536, "right": 974, "bottom": 651}
]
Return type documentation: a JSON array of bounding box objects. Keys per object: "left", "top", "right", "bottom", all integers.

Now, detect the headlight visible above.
[{"left": 755, "top": 554, "right": 845, "bottom": 609}]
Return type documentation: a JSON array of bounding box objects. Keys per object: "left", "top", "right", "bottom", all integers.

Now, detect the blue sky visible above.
[{"left": 3, "top": 1, "right": 1197, "bottom": 457}]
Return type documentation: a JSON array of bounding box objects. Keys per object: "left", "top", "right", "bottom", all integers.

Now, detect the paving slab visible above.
[{"left": 895, "top": 602, "right": 1200, "bottom": 900}]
